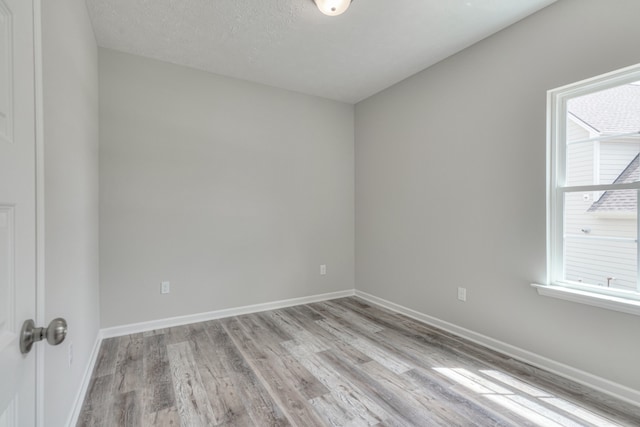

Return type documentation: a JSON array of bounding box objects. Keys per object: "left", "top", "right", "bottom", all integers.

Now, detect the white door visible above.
[{"left": 0, "top": 0, "right": 37, "bottom": 425}]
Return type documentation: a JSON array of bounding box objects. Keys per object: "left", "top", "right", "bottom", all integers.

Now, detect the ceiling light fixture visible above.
[{"left": 314, "top": 0, "right": 352, "bottom": 16}]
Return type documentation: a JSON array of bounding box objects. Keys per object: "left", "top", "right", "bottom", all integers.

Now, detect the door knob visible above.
[{"left": 20, "top": 318, "right": 68, "bottom": 354}]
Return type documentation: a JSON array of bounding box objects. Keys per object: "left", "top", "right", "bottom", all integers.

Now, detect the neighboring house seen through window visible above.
[{"left": 544, "top": 64, "right": 640, "bottom": 310}]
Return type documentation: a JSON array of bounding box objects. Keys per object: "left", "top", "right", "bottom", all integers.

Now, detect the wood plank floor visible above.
[{"left": 77, "top": 297, "right": 640, "bottom": 426}]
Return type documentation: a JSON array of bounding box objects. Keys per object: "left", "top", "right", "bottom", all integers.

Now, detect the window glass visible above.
[
  {"left": 565, "top": 84, "right": 640, "bottom": 187},
  {"left": 563, "top": 190, "right": 637, "bottom": 292}
]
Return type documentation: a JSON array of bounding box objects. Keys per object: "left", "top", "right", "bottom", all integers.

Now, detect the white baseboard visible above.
[
  {"left": 354, "top": 290, "right": 640, "bottom": 408},
  {"left": 66, "top": 330, "right": 104, "bottom": 427},
  {"left": 67, "top": 287, "right": 639, "bottom": 426},
  {"left": 101, "top": 289, "right": 355, "bottom": 339},
  {"left": 66, "top": 289, "right": 354, "bottom": 426}
]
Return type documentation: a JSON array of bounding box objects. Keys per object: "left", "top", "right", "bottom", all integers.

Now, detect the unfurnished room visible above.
[{"left": 1, "top": 0, "right": 640, "bottom": 426}]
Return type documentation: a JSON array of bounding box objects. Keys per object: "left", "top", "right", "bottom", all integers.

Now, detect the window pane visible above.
[
  {"left": 563, "top": 191, "right": 638, "bottom": 292},
  {"left": 565, "top": 83, "right": 640, "bottom": 187}
]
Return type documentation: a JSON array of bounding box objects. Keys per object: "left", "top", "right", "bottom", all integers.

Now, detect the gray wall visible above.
[
  {"left": 41, "top": 0, "right": 100, "bottom": 425},
  {"left": 99, "top": 49, "right": 354, "bottom": 327},
  {"left": 355, "top": 0, "right": 640, "bottom": 392}
]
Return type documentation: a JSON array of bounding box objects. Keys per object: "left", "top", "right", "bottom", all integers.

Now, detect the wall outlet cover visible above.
[{"left": 161, "top": 281, "right": 170, "bottom": 294}]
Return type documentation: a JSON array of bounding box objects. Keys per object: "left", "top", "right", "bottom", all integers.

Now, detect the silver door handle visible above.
[{"left": 19, "top": 318, "right": 68, "bottom": 354}]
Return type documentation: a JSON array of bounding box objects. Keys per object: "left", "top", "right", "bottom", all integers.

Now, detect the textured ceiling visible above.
[{"left": 86, "top": 0, "right": 557, "bottom": 104}]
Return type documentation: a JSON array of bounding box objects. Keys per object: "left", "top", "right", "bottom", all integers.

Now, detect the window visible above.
[{"left": 537, "top": 64, "right": 640, "bottom": 314}]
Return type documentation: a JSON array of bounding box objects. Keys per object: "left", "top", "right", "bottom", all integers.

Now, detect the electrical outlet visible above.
[
  {"left": 161, "top": 281, "right": 170, "bottom": 294},
  {"left": 68, "top": 341, "right": 74, "bottom": 367},
  {"left": 457, "top": 287, "right": 467, "bottom": 302},
  {"left": 320, "top": 264, "right": 327, "bottom": 275}
]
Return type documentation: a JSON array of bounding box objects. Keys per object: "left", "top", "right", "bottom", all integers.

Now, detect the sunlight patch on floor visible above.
[{"left": 433, "top": 367, "right": 620, "bottom": 427}]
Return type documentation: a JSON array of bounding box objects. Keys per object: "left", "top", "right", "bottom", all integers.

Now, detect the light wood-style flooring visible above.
[{"left": 78, "top": 297, "right": 640, "bottom": 426}]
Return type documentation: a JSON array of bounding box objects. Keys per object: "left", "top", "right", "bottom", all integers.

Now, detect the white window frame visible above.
[{"left": 532, "top": 63, "right": 640, "bottom": 316}]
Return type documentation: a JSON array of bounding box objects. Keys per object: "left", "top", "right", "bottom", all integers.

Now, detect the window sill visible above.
[{"left": 531, "top": 283, "right": 640, "bottom": 316}]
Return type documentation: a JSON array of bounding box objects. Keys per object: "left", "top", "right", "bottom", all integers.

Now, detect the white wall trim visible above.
[
  {"left": 32, "top": 1, "right": 46, "bottom": 426},
  {"left": 66, "top": 289, "right": 355, "bottom": 425},
  {"left": 68, "top": 287, "right": 640, "bottom": 425},
  {"left": 65, "top": 331, "right": 103, "bottom": 427},
  {"left": 532, "top": 283, "right": 640, "bottom": 316},
  {"left": 65, "top": 289, "right": 354, "bottom": 425},
  {"left": 101, "top": 289, "right": 355, "bottom": 338},
  {"left": 354, "top": 290, "right": 640, "bottom": 408}
]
